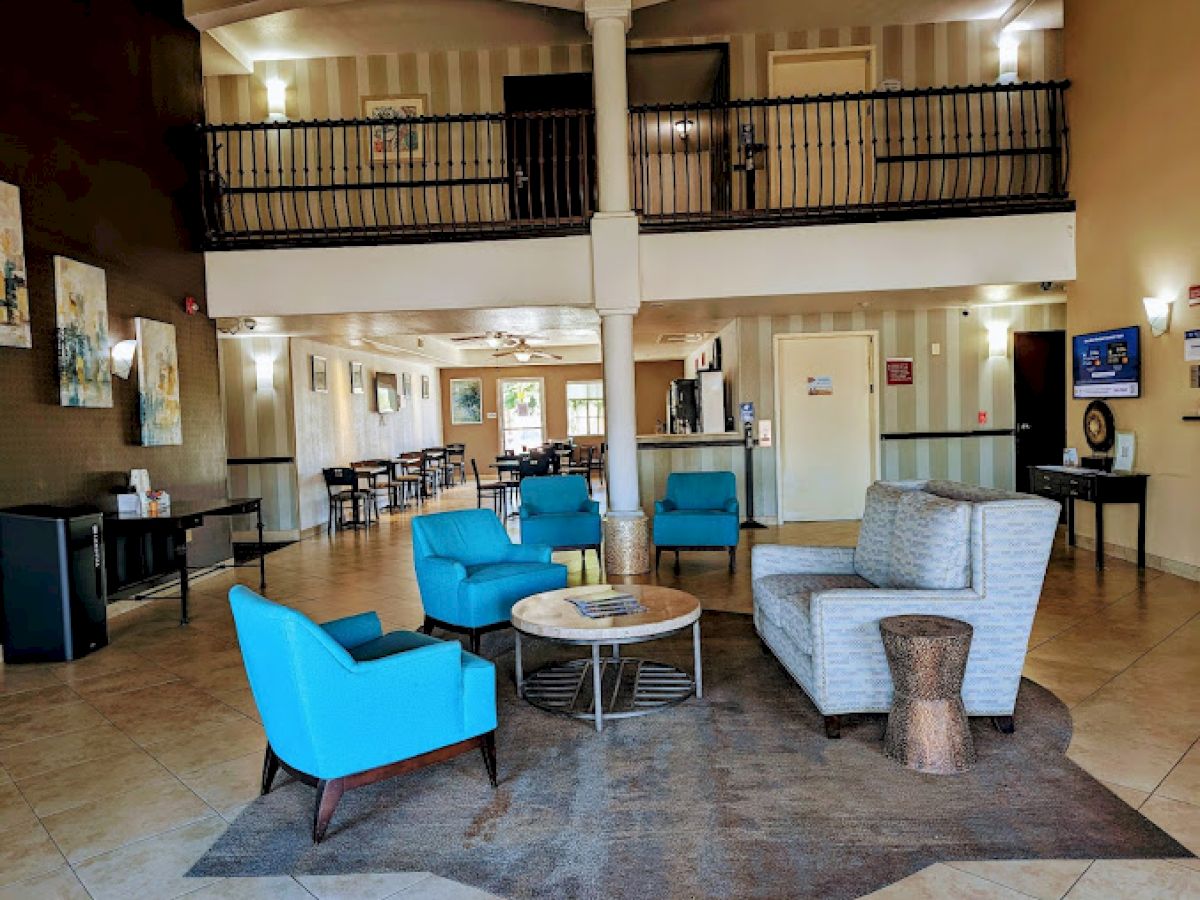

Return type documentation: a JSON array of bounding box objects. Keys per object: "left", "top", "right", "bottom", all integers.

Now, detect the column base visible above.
[{"left": 603, "top": 512, "right": 650, "bottom": 575}]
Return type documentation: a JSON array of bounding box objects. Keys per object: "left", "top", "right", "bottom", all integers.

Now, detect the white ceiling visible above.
[
  {"left": 215, "top": 282, "right": 1065, "bottom": 367},
  {"left": 197, "top": 0, "right": 1061, "bottom": 72}
]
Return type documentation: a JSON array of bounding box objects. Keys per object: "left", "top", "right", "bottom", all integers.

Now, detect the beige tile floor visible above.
[{"left": 0, "top": 483, "right": 1197, "bottom": 899}]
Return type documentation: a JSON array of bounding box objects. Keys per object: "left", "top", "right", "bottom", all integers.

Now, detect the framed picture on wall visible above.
[
  {"left": 362, "top": 94, "right": 426, "bottom": 165},
  {"left": 421, "top": 374, "right": 430, "bottom": 399},
  {"left": 401, "top": 372, "right": 412, "bottom": 398},
  {"left": 376, "top": 372, "right": 398, "bottom": 413},
  {"left": 450, "top": 377, "right": 483, "bottom": 425},
  {"left": 350, "top": 361, "right": 365, "bottom": 394},
  {"left": 312, "top": 355, "right": 328, "bottom": 393}
]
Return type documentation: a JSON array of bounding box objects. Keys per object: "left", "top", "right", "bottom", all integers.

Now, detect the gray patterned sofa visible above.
[{"left": 752, "top": 480, "right": 1060, "bottom": 738}]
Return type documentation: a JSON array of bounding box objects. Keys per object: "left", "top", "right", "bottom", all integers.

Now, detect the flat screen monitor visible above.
[{"left": 1072, "top": 325, "right": 1140, "bottom": 399}]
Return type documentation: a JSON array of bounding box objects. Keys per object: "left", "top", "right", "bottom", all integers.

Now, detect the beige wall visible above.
[
  {"left": 732, "top": 303, "right": 1067, "bottom": 517},
  {"left": 1064, "top": 0, "right": 1200, "bottom": 575},
  {"left": 203, "top": 20, "right": 1063, "bottom": 124},
  {"left": 440, "top": 360, "right": 683, "bottom": 474},
  {"left": 292, "top": 339, "right": 442, "bottom": 531}
]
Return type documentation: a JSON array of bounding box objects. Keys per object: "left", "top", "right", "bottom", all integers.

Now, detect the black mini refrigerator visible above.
[{"left": 0, "top": 505, "right": 108, "bottom": 662}]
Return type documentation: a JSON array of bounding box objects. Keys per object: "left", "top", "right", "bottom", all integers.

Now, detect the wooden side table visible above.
[{"left": 879, "top": 615, "right": 976, "bottom": 775}]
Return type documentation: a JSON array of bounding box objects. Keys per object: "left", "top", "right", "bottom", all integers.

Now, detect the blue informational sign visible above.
[
  {"left": 1073, "top": 325, "right": 1141, "bottom": 399},
  {"left": 739, "top": 402, "right": 755, "bottom": 423}
]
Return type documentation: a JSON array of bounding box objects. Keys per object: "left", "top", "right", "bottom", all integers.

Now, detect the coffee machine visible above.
[{"left": 667, "top": 379, "right": 699, "bottom": 434}]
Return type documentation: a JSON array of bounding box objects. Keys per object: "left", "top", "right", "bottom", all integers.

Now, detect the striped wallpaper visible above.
[
  {"left": 203, "top": 21, "right": 1063, "bottom": 123},
  {"left": 730, "top": 302, "right": 1067, "bottom": 518}
]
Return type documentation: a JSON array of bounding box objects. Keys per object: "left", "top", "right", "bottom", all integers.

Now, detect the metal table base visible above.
[{"left": 515, "top": 621, "right": 703, "bottom": 732}]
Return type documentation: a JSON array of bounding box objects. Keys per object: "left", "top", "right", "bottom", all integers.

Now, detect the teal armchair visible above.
[
  {"left": 519, "top": 475, "right": 602, "bottom": 569},
  {"left": 413, "top": 508, "right": 568, "bottom": 653},
  {"left": 229, "top": 586, "right": 497, "bottom": 843},
  {"left": 653, "top": 471, "right": 740, "bottom": 574}
]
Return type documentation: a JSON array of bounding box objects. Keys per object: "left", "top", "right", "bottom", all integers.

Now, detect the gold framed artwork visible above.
[{"left": 362, "top": 94, "right": 427, "bottom": 165}]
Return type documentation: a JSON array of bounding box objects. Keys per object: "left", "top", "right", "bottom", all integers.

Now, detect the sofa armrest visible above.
[
  {"left": 752, "top": 544, "right": 856, "bottom": 578},
  {"left": 320, "top": 611, "right": 382, "bottom": 650},
  {"left": 654, "top": 499, "right": 675, "bottom": 515},
  {"left": 518, "top": 504, "right": 535, "bottom": 519},
  {"left": 504, "top": 543, "right": 553, "bottom": 563},
  {"left": 585, "top": 500, "right": 600, "bottom": 515}
]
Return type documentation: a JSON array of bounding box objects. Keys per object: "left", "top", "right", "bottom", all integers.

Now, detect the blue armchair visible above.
[
  {"left": 653, "top": 471, "right": 740, "bottom": 574},
  {"left": 412, "top": 508, "right": 568, "bottom": 653},
  {"left": 228, "top": 586, "right": 497, "bottom": 843},
  {"left": 519, "top": 475, "right": 602, "bottom": 569}
]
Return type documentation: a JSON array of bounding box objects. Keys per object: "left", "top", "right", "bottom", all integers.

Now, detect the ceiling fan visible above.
[
  {"left": 492, "top": 337, "right": 562, "bottom": 363},
  {"left": 450, "top": 330, "right": 519, "bottom": 347}
]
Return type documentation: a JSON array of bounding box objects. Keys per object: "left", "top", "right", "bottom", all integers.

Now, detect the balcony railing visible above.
[
  {"left": 630, "top": 81, "right": 1071, "bottom": 229},
  {"left": 199, "top": 109, "right": 595, "bottom": 249}
]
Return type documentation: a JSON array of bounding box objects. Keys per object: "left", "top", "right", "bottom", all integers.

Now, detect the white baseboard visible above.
[{"left": 1059, "top": 528, "right": 1199, "bottom": 582}]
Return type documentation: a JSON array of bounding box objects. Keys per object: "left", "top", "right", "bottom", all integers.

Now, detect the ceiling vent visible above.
[{"left": 657, "top": 332, "right": 708, "bottom": 345}]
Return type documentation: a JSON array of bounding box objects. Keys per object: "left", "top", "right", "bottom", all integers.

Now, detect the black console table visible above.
[
  {"left": 104, "top": 497, "right": 265, "bottom": 625},
  {"left": 1028, "top": 467, "right": 1148, "bottom": 571}
]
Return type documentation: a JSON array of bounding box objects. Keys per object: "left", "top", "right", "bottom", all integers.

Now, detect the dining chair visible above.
[
  {"left": 322, "top": 468, "right": 373, "bottom": 530},
  {"left": 446, "top": 443, "right": 467, "bottom": 485},
  {"left": 566, "top": 445, "right": 595, "bottom": 489},
  {"left": 471, "top": 459, "right": 507, "bottom": 517}
]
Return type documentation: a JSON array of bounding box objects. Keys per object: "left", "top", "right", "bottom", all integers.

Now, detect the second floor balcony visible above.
[{"left": 198, "top": 80, "right": 1070, "bottom": 250}]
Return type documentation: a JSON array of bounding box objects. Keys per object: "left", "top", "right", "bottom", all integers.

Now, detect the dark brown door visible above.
[
  {"left": 1014, "top": 330, "right": 1067, "bottom": 492},
  {"left": 503, "top": 73, "right": 594, "bottom": 223}
]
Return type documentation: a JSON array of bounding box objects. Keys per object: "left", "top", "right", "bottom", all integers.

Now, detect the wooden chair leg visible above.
[
  {"left": 729, "top": 547, "right": 737, "bottom": 573},
  {"left": 313, "top": 777, "right": 345, "bottom": 843},
  {"left": 824, "top": 715, "right": 842, "bottom": 740},
  {"left": 654, "top": 547, "right": 662, "bottom": 569},
  {"left": 469, "top": 631, "right": 482, "bottom": 656},
  {"left": 580, "top": 549, "right": 587, "bottom": 574},
  {"left": 419, "top": 616, "right": 435, "bottom": 636},
  {"left": 674, "top": 550, "right": 681, "bottom": 575},
  {"left": 261, "top": 745, "right": 280, "bottom": 795},
  {"left": 993, "top": 715, "right": 1015, "bottom": 734},
  {"left": 480, "top": 731, "right": 498, "bottom": 788}
]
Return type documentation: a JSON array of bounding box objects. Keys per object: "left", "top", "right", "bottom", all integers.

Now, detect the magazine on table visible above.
[{"left": 567, "top": 591, "right": 647, "bottom": 618}]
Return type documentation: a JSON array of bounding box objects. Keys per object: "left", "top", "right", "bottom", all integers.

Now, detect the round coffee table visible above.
[{"left": 511, "top": 584, "right": 702, "bottom": 732}]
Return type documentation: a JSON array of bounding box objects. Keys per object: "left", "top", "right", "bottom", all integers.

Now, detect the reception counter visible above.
[{"left": 637, "top": 433, "right": 747, "bottom": 514}]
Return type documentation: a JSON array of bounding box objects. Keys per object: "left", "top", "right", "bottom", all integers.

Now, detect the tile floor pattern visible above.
[{"left": 0, "top": 483, "right": 1197, "bottom": 899}]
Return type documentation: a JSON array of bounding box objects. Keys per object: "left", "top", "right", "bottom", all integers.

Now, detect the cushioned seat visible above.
[
  {"left": 413, "top": 508, "right": 568, "bottom": 653},
  {"left": 653, "top": 471, "right": 740, "bottom": 573},
  {"left": 754, "top": 573, "right": 873, "bottom": 654},
  {"left": 519, "top": 476, "right": 602, "bottom": 567}
]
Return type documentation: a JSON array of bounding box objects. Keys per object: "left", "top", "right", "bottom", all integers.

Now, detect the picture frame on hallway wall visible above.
[
  {"left": 450, "top": 377, "right": 483, "bottom": 425},
  {"left": 54, "top": 255, "right": 111, "bottom": 408},
  {"left": 362, "top": 94, "right": 427, "bottom": 165},
  {"left": 350, "top": 361, "right": 365, "bottom": 394},
  {"left": 421, "top": 374, "right": 430, "bottom": 399},
  {"left": 311, "top": 355, "right": 328, "bottom": 393},
  {"left": 376, "top": 372, "right": 398, "bottom": 414},
  {"left": 135, "top": 317, "right": 182, "bottom": 446},
  {"left": 0, "top": 181, "right": 31, "bottom": 349}
]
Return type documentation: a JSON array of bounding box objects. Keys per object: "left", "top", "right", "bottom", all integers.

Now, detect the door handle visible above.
[
  {"left": 1016, "top": 423, "right": 1033, "bottom": 432},
  {"left": 514, "top": 166, "right": 529, "bottom": 189}
]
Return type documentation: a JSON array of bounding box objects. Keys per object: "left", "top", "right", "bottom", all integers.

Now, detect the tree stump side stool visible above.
[{"left": 879, "top": 615, "right": 976, "bottom": 775}]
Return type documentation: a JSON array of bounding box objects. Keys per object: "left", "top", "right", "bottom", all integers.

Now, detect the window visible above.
[
  {"left": 567, "top": 380, "right": 605, "bottom": 437},
  {"left": 498, "top": 378, "right": 545, "bottom": 452}
]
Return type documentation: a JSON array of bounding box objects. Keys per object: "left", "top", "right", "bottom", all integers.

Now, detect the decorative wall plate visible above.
[{"left": 1083, "top": 400, "right": 1115, "bottom": 452}]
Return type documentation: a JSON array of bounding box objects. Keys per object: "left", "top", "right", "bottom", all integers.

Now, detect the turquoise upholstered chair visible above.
[
  {"left": 653, "top": 471, "right": 740, "bottom": 574},
  {"left": 519, "top": 475, "right": 602, "bottom": 569},
  {"left": 413, "top": 508, "right": 567, "bottom": 653},
  {"left": 228, "top": 586, "right": 497, "bottom": 843}
]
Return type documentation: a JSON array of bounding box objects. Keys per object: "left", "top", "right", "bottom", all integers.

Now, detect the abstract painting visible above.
[
  {"left": 135, "top": 318, "right": 182, "bottom": 446},
  {"left": 350, "top": 361, "right": 364, "bottom": 394},
  {"left": 0, "top": 181, "right": 30, "bottom": 349},
  {"left": 363, "top": 95, "right": 426, "bottom": 164},
  {"left": 450, "top": 377, "right": 483, "bottom": 425},
  {"left": 54, "top": 256, "right": 111, "bottom": 407}
]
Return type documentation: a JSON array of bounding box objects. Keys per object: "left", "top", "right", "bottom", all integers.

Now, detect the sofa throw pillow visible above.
[
  {"left": 889, "top": 491, "right": 972, "bottom": 590},
  {"left": 854, "top": 482, "right": 912, "bottom": 587}
]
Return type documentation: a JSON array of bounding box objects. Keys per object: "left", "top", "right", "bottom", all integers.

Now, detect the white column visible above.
[
  {"left": 586, "top": 0, "right": 632, "bottom": 212},
  {"left": 600, "top": 311, "right": 638, "bottom": 513}
]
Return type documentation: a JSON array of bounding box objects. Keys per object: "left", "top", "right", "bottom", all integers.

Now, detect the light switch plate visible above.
[{"left": 931, "top": 343, "right": 941, "bottom": 356}]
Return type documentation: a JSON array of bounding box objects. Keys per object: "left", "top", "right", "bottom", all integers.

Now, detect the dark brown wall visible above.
[{"left": 0, "top": 2, "right": 227, "bottom": 560}]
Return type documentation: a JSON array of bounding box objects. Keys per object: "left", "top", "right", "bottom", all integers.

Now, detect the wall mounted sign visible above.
[
  {"left": 757, "top": 419, "right": 773, "bottom": 447},
  {"left": 1185, "top": 329, "right": 1200, "bottom": 362},
  {"left": 807, "top": 375, "right": 833, "bottom": 396},
  {"left": 1189, "top": 285, "right": 1200, "bottom": 307},
  {"left": 739, "top": 401, "right": 755, "bottom": 423},
  {"left": 886, "top": 357, "right": 914, "bottom": 385}
]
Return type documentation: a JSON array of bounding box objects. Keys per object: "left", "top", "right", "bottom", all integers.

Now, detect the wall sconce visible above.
[
  {"left": 266, "top": 79, "right": 288, "bottom": 122},
  {"left": 111, "top": 339, "right": 137, "bottom": 379},
  {"left": 1143, "top": 296, "right": 1174, "bottom": 337},
  {"left": 987, "top": 322, "right": 1009, "bottom": 357},
  {"left": 255, "top": 355, "right": 274, "bottom": 392},
  {"left": 673, "top": 118, "right": 695, "bottom": 142},
  {"left": 997, "top": 32, "right": 1020, "bottom": 85}
]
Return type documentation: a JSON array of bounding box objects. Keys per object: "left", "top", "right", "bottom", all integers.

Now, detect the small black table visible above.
[
  {"left": 1028, "top": 466, "right": 1148, "bottom": 570},
  {"left": 105, "top": 497, "right": 265, "bottom": 624}
]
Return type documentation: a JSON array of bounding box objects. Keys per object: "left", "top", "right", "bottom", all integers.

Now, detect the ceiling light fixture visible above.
[{"left": 513, "top": 350, "right": 533, "bottom": 363}]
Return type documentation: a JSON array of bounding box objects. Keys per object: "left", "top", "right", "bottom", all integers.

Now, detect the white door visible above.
[{"left": 776, "top": 333, "right": 877, "bottom": 521}]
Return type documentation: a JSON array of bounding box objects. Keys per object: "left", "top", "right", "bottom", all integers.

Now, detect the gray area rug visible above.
[{"left": 192, "top": 612, "right": 1191, "bottom": 898}]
